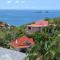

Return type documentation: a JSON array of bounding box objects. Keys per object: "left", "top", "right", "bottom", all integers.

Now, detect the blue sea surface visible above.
[{"left": 0, "top": 10, "right": 60, "bottom": 26}]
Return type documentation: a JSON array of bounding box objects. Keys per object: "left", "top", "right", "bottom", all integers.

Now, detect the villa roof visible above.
[
  {"left": 10, "top": 36, "right": 34, "bottom": 49},
  {"left": 35, "top": 20, "right": 48, "bottom": 25},
  {"left": 27, "top": 20, "right": 48, "bottom": 27}
]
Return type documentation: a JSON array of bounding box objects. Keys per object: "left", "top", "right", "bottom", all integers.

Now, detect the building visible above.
[
  {"left": 26, "top": 20, "right": 48, "bottom": 34},
  {"left": 0, "top": 21, "right": 10, "bottom": 29},
  {"left": 0, "top": 22, "right": 8, "bottom": 27},
  {"left": 0, "top": 47, "right": 26, "bottom": 60},
  {"left": 10, "top": 36, "right": 34, "bottom": 53}
]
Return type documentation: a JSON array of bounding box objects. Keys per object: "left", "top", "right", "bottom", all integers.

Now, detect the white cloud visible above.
[
  {"left": 7, "top": 0, "right": 25, "bottom": 4},
  {"left": 16, "top": 1, "right": 19, "bottom": 3},
  {"left": 21, "top": 1, "right": 25, "bottom": 3},
  {"left": 8, "top": 1, "right": 12, "bottom": 3}
]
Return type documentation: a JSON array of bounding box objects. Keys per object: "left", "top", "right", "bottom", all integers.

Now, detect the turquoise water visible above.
[{"left": 0, "top": 10, "right": 60, "bottom": 26}]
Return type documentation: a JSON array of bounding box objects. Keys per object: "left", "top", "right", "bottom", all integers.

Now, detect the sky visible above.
[{"left": 0, "top": 0, "right": 60, "bottom": 10}]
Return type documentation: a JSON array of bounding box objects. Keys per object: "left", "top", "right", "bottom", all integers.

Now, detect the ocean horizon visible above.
[{"left": 0, "top": 10, "right": 60, "bottom": 26}]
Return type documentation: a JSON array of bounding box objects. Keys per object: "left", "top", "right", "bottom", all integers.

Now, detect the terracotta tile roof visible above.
[
  {"left": 10, "top": 36, "right": 34, "bottom": 49},
  {"left": 35, "top": 20, "right": 48, "bottom": 26},
  {"left": 27, "top": 20, "right": 48, "bottom": 27}
]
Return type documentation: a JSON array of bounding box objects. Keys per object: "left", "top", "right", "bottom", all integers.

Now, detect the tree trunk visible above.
[{"left": 36, "top": 55, "right": 44, "bottom": 60}]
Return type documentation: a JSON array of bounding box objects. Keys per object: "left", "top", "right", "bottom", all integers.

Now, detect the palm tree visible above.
[{"left": 25, "top": 32, "right": 60, "bottom": 60}]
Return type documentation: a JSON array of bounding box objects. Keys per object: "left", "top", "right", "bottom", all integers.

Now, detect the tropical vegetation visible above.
[{"left": 0, "top": 17, "right": 60, "bottom": 60}]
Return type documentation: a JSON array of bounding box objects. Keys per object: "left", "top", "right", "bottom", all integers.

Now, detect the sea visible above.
[{"left": 0, "top": 10, "right": 60, "bottom": 26}]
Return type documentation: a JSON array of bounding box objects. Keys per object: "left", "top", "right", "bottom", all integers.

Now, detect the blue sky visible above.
[{"left": 0, "top": 0, "right": 60, "bottom": 10}]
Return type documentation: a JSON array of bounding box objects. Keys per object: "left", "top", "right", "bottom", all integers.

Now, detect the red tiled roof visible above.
[
  {"left": 27, "top": 20, "right": 48, "bottom": 27},
  {"left": 10, "top": 36, "right": 34, "bottom": 49},
  {"left": 35, "top": 20, "right": 48, "bottom": 26}
]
